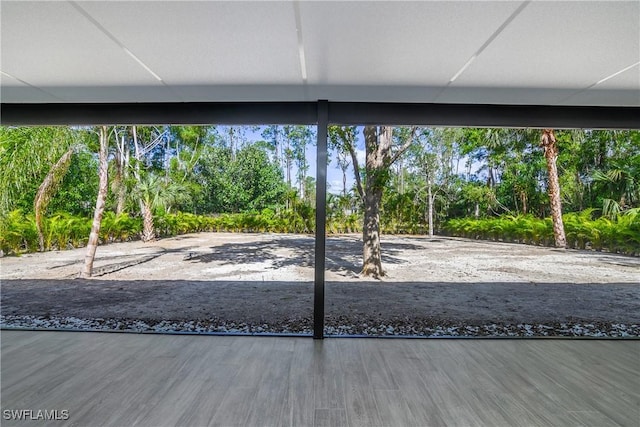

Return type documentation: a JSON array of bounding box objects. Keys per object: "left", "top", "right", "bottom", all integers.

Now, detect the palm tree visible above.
[
  {"left": 34, "top": 146, "right": 75, "bottom": 251},
  {"left": 0, "top": 126, "right": 78, "bottom": 215},
  {"left": 81, "top": 126, "right": 110, "bottom": 277},
  {"left": 111, "top": 127, "right": 131, "bottom": 215},
  {"left": 592, "top": 157, "right": 639, "bottom": 218},
  {"left": 132, "top": 174, "right": 184, "bottom": 242},
  {"left": 540, "top": 129, "right": 567, "bottom": 248}
]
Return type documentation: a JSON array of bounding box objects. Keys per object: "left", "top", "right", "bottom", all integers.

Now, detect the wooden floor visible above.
[{"left": 1, "top": 331, "right": 638, "bottom": 427}]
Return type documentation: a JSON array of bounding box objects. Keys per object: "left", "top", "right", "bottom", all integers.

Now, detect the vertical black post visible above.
[{"left": 314, "top": 100, "right": 328, "bottom": 339}]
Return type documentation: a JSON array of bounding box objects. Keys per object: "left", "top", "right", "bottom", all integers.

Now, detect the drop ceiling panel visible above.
[
  {"left": 1, "top": 1, "right": 639, "bottom": 106},
  {"left": 299, "top": 1, "right": 523, "bottom": 86},
  {"left": 0, "top": 1, "right": 160, "bottom": 87},
  {"left": 588, "top": 63, "right": 640, "bottom": 90},
  {"left": 560, "top": 64, "right": 640, "bottom": 106},
  {"left": 452, "top": 1, "right": 640, "bottom": 90},
  {"left": 39, "top": 86, "right": 184, "bottom": 103},
  {"left": 76, "top": 1, "right": 302, "bottom": 85},
  {"left": 174, "top": 85, "right": 308, "bottom": 102},
  {"left": 557, "top": 89, "right": 640, "bottom": 107},
  {"left": 0, "top": 77, "right": 62, "bottom": 103},
  {"left": 305, "top": 85, "right": 444, "bottom": 103},
  {"left": 437, "top": 87, "right": 576, "bottom": 105}
]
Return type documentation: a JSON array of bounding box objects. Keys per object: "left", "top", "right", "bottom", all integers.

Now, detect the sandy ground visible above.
[{"left": 1, "top": 233, "right": 639, "bottom": 333}]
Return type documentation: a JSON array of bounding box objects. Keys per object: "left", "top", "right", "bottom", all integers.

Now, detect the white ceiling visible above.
[{"left": 1, "top": 0, "right": 639, "bottom": 106}]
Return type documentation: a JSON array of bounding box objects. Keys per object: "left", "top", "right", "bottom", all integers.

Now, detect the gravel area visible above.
[
  {"left": 1, "top": 233, "right": 639, "bottom": 337},
  {"left": 2, "top": 314, "right": 638, "bottom": 338}
]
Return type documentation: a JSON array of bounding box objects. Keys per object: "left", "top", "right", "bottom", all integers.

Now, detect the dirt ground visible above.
[{"left": 1, "top": 233, "right": 639, "bottom": 332}]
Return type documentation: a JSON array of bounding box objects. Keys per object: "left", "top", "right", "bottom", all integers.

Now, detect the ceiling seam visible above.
[
  {"left": 433, "top": 0, "right": 531, "bottom": 102},
  {"left": 555, "top": 61, "right": 640, "bottom": 105},
  {"left": 293, "top": 1, "right": 308, "bottom": 86},
  {"left": 0, "top": 71, "right": 66, "bottom": 102},
  {"left": 67, "top": 0, "right": 183, "bottom": 100}
]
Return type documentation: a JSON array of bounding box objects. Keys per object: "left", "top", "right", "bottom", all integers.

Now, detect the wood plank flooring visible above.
[{"left": 1, "top": 331, "right": 638, "bottom": 427}]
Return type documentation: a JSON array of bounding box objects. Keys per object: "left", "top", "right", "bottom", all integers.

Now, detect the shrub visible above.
[{"left": 444, "top": 211, "right": 639, "bottom": 255}]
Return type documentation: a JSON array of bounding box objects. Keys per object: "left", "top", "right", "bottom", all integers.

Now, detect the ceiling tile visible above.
[
  {"left": 591, "top": 63, "right": 640, "bottom": 91},
  {"left": 0, "top": 1, "right": 160, "bottom": 86},
  {"left": 557, "top": 89, "right": 640, "bottom": 107},
  {"left": 1, "top": 0, "right": 638, "bottom": 106},
  {"left": 452, "top": 1, "right": 640, "bottom": 90},
  {"left": 437, "top": 87, "right": 575, "bottom": 105},
  {"left": 76, "top": 1, "right": 302, "bottom": 86},
  {"left": 305, "top": 85, "right": 443, "bottom": 103},
  {"left": 174, "top": 85, "right": 307, "bottom": 102},
  {"left": 559, "top": 63, "right": 640, "bottom": 106},
  {"left": 43, "top": 86, "right": 183, "bottom": 103},
  {"left": 0, "top": 82, "right": 62, "bottom": 103},
  {"left": 299, "top": 1, "right": 523, "bottom": 87}
]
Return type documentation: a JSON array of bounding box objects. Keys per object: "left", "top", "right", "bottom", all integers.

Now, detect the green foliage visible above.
[
  {"left": 444, "top": 210, "right": 639, "bottom": 255},
  {"left": 1, "top": 207, "right": 320, "bottom": 255},
  {"left": 0, "top": 126, "right": 92, "bottom": 214},
  {"left": 132, "top": 173, "right": 187, "bottom": 214},
  {"left": 2, "top": 125, "right": 639, "bottom": 258},
  {"left": 379, "top": 188, "right": 426, "bottom": 234},
  {"left": 100, "top": 212, "right": 142, "bottom": 242},
  {"left": 42, "top": 212, "right": 92, "bottom": 250},
  {"left": 0, "top": 210, "right": 38, "bottom": 254},
  {"left": 48, "top": 151, "right": 98, "bottom": 216},
  {"left": 0, "top": 210, "right": 90, "bottom": 254},
  {"left": 591, "top": 155, "right": 640, "bottom": 218},
  {"left": 197, "top": 143, "right": 287, "bottom": 213}
]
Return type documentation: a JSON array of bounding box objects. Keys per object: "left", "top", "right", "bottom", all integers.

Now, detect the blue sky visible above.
[{"left": 307, "top": 133, "right": 365, "bottom": 195}]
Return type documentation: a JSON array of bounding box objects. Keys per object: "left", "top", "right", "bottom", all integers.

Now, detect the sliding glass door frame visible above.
[{"left": 3, "top": 101, "right": 639, "bottom": 338}]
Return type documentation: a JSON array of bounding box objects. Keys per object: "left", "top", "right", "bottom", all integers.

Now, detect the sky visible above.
[{"left": 306, "top": 134, "right": 365, "bottom": 196}]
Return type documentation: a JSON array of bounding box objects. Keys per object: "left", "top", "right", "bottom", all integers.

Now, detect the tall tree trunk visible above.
[
  {"left": 286, "top": 139, "right": 291, "bottom": 187},
  {"left": 355, "top": 126, "right": 415, "bottom": 278},
  {"left": 342, "top": 166, "right": 347, "bottom": 197},
  {"left": 131, "top": 126, "right": 150, "bottom": 232},
  {"left": 273, "top": 126, "right": 281, "bottom": 167},
  {"left": 361, "top": 126, "right": 392, "bottom": 278},
  {"left": 487, "top": 166, "right": 495, "bottom": 188},
  {"left": 81, "top": 126, "right": 109, "bottom": 278},
  {"left": 541, "top": 129, "right": 567, "bottom": 248},
  {"left": 427, "top": 177, "right": 434, "bottom": 237},
  {"left": 114, "top": 134, "right": 128, "bottom": 215},
  {"left": 229, "top": 127, "right": 236, "bottom": 161},
  {"left": 520, "top": 191, "right": 528, "bottom": 215},
  {"left": 398, "top": 159, "right": 404, "bottom": 194},
  {"left": 299, "top": 170, "right": 305, "bottom": 200},
  {"left": 115, "top": 175, "right": 127, "bottom": 215},
  {"left": 34, "top": 146, "right": 74, "bottom": 251},
  {"left": 363, "top": 185, "right": 384, "bottom": 277},
  {"left": 141, "top": 201, "right": 155, "bottom": 242}
]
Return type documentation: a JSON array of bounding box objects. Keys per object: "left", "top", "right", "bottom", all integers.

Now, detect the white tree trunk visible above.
[
  {"left": 427, "top": 178, "right": 434, "bottom": 237},
  {"left": 115, "top": 134, "right": 128, "bottom": 215}
]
